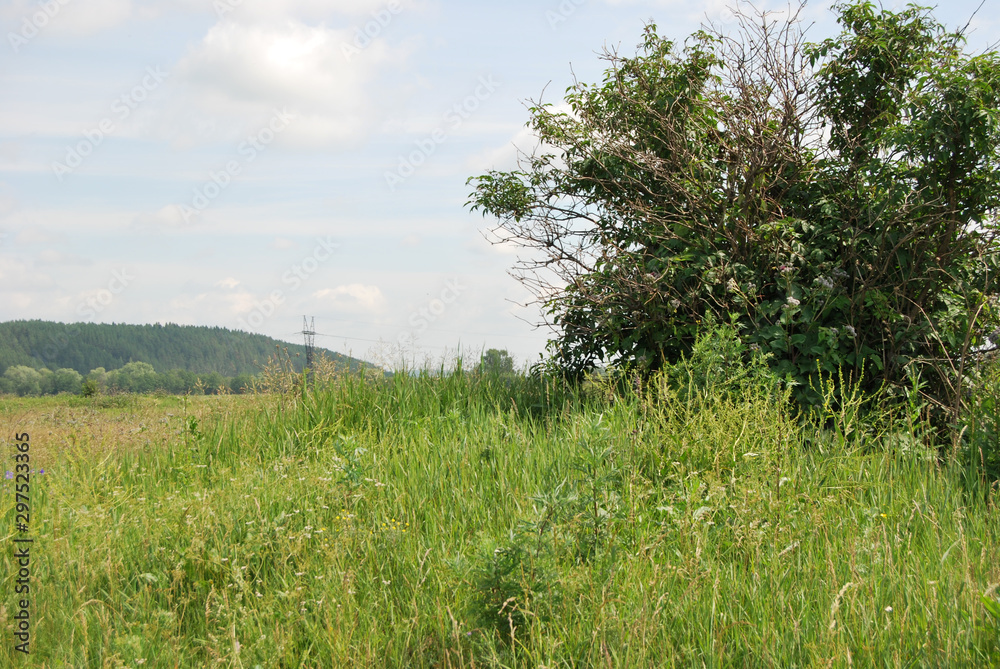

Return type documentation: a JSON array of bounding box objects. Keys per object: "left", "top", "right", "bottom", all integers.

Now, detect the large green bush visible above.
[{"left": 468, "top": 1, "right": 1000, "bottom": 417}]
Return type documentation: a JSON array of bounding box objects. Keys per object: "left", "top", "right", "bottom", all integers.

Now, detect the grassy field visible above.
[{"left": 2, "top": 357, "right": 1000, "bottom": 667}]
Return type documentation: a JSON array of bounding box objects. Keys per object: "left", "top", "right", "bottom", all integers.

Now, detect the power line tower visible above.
[{"left": 301, "top": 316, "right": 316, "bottom": 381}]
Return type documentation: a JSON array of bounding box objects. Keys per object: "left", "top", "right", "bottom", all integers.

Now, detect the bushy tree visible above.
[
  {"left": 468, "top": 1, "right": 1000, "bottom": 417},
  {"left": 3, "top": 365, "right": 43, "bottom": 396},
  {"left": 110, "top": 361, "right": 157, "bottom": 393},
  {"left": 86, "top": 367, "right": 109, "bottom": 394},
  {"left": 52, "top": 368, "right": 83, "bottom": 394},
  {"left": 475, "top": 348, "right": 516, "bottom": 376},
  {"left": 230, "top": 374, "right": 254, "bottom": 394}
]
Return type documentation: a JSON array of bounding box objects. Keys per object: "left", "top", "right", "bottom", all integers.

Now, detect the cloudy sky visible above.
[{"left": 1, "top": 0, "right": 995, "bottom": 369}]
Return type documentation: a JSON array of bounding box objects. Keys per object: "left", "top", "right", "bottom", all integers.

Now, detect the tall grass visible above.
[{"left": 2, "top": 339, "right": 999, "bottom": 667}]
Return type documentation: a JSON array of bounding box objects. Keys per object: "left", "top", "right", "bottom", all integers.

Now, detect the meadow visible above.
[{"left": 2, "top": 342, "right": 1000, "bottom": 667}]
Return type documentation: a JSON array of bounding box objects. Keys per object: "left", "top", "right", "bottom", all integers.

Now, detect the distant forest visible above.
[{"left": 0, "top": 320, "right": 367, "bottom": 396}]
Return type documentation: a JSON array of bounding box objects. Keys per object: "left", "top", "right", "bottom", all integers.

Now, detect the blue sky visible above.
[{"left": 1, "top": 0, "right": 996, "bottom": 369}]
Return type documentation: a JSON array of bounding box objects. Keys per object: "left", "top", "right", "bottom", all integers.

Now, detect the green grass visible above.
[{"left": 2, "top": 364, "right": 999, "bottom": 667}]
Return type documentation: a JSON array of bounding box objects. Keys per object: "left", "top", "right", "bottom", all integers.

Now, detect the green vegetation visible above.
[
  {"left": 0, "top": 320, "right": 363, "bottom": 378},
  {"left": 474, "top": 348, "right": 516, "bottom": 376},
  {"left": 2, "top": 327, "right": 998, "bottom": 667},
  {"left": 468, "top": 1, "right": 1000, "bottom": 418},
  {"left": 0, "top": 320, "right": 375, "bottom": 397},
  {"left": 1, "top": 361, "right": 248, "bottom": 397},
  {"left": 2, "top": 4, "right": 999, "bottom": 666}
]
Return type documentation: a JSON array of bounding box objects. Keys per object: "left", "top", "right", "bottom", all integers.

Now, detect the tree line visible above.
[
  {"left": 0, "top": 361, "right": 256, "bottom": 397},
  {"left": 0, "top": 320, "right": 358, "bottom": 378}
]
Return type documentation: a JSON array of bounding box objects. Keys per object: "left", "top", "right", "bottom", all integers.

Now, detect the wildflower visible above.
[
  {"left": 779, "top": 265, "right": 794, "bottom": 273},
  {"left": 816, "top": 276, "right": 834, "bottom": 290},
  {"left": 784, "top": 296, "right": 800, "bottom": 307},
  {"left": 5, "top": 472, "right": 12, "bottom": 479},
  {"left": 885, "top": 606, "right": 893, "bottom": 613},
  {"left": 844, "top": 325, "right": 857, "bottom": 338}
]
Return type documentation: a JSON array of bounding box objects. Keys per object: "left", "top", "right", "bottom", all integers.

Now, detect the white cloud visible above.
[
  {"left": 37, "top": 249, "right": 91, "bottom": 266},
  {"left": 313, "top": 284, "right": 385, "bottom": 312},
  {"left": 0, "top": 292, "right": 34, "bottom": 311},
  {"left": 166, "top": 288, "right": 261, "bottom": 322},
  {"left": 0, "top": 256, "right": 52, "bottom": 289},
  {"left": 2, "top": 0, "right": 133, "bottom": 37},
  {"left": 270, "top": 237, "right": 296, "bottom": 249},
  {"left": 464, "top": 103, "right": 574, "bottom": 174},
  {"left": 13, "top": 226, "right": 60, "bottom": 245},
  {"left": 215, "top": 277, "right": 240, "bottom": 289},
  {"left": 0, "top": 0, "right": 412, "bottom": 33},
  {"left": 164, "top": 17, "right": 413, "bottom": 149},
  {"left": 130, "top": 204, "right": 193, "bottom": 231},
  {"left": 211, "top": 0, "right": 411, "bottom": 22},
  {"left": 465, "top": 125, "right": 539, "bottom": 173}
]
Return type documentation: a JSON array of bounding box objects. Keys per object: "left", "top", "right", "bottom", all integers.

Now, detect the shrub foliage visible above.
[{"left": 468, "top": 1, "right": 1000, "bottom": 415}]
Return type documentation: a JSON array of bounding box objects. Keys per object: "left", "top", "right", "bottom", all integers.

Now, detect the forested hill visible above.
[{"left": 0, "top": 320, "right": 365, "bottom": 376}]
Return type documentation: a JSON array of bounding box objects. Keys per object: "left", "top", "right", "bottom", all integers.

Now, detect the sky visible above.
[{"left": 0, "top": 0, "right": 996, "bottom": 370}]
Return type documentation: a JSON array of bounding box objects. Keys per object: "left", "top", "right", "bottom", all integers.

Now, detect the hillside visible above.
[{"left": 0, "top": 320, "right": 367, "bottom": 376}]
